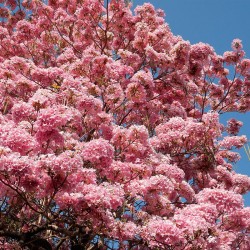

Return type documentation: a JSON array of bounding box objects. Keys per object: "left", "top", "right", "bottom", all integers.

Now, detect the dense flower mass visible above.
[{"left": 0, "top": 0, "right": 249, "bottom": 249}]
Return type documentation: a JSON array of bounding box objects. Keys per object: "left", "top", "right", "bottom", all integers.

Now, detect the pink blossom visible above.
[
  {"left": 196, "top": 188, "right": 243, "bottom": 213},
  {"left": 178, "top": 181, "right": 196, "bottom": 202},
  {"left": 240, "top": 59, "right": 250, "bottom": 75},
  {"left": 30, "top": 67, "right": 63, "bottom": 87},
  {"left": 0, "top": 26, "right": 9, "bottom": 40},
  {"left": 226, "top": 207, "right": 250, "bottom": 229},
  {"left": 155, "top": 164, "right": 185, "bottom": 182},
  {"left": 111, "top": 221, "right": 138, "bottom": 240},
  {"left": 231, "top": 38, "right": 243, "bottom": 51},
  {"left": 29, "top": 89, "right": 56, "bottom": 109},
  {"left": 104, "top": 160, "right": 152, "bottom": 183},
  {"left": 232, "top": 173, "right": 250, "bottom": 194},
  {"left": 35, "top": 129, "right": 64, "bottom": 151},
  {"left": 219, "top": 135, "right": 247, "bottom": 149},
  {"left": 167, "top": 101, "right": 187, "bottom": 118},
  {"left": 75, "top": 94, "right": 102, "bottom": 114},
  {"left": 226, "top": 118, "right": 243, "bottom": 135},
  {"left": 35, "top": 106, "right": 68, "bottom": 132},
  {"left": 174, "top": 212, "right": 210, "bottom": 237},
  {"left": 190, "top": 42, "right": 214, "bottom": 61},
  {"left": 0, "top": 154, "right": 31, "bottom": 176},
  {"left": 141, "top": 217, "right": 185, "bottom": 248},
  {"left": 111, "top": 125, "right": 150, "bottom": 162},
  {"left": 127, "top": 175, "right": 174, "bottom": 198},
  {"left": 11, "top": 101, "right": 35, "bottom": 123},
  {"left": 76, "top": 183, "right": 124, "bottom": 210},
  {"left": 126, "top": 81, "right": 147, "bottom": 103},
  {"left": 0, "top": 125, "right": 37, "bottom": 155},
  {"left": 223, "top": 51, "right": 239, "bottom": 64},
  {"left": 81, "top": 138, "right": 114, "bottom": 168},
  {"left": 118, "top": 49, "right": 142, "bottom": 69}
]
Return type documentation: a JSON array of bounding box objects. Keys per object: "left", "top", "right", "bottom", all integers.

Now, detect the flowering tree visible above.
[{"left": 0, "top": 0, "right": 250, "bottom": 249}]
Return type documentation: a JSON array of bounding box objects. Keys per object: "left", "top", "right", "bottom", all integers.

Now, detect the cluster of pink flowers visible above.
[
  {"left": 81, "top": 138, "right": 114, "bottom": 168},
  {"left": 226, "top": 118, "right": 243, "bottom": 135},
  {"left": 196, "top": 188, "right": 243, "bottom": 213},
  {"left": 219, "top": 135, "right": 247, "bottom": 149},
  {"left": 141, "top": 217, "right": 185, "bottom": 248}
]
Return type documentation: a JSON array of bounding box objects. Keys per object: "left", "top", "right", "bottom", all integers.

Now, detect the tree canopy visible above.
[{"left": 0, "top": 0, "right": 250, "bottom": 249}]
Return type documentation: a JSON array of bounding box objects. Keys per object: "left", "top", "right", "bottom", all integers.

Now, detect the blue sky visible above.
[{"left": 133, "top": 0, "right": 250, "bottom": 206}]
